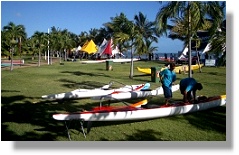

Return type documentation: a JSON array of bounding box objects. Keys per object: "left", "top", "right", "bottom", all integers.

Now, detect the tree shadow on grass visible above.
[
  {"left": 61, "top": 71, "right": 111, "bottom": 78},
  {"left": 57, "top": 79, "right": 111, "bottom": 89},
  {"left": 161, "top": 105, "right": 226, "bottom": 134},
  {"left": 1, "top": 93, "right": 226, "bottom": 141},
  {"left": 183, "top": 106, "right": 226, "bottom": 133},
  {"left": 99, "top": 129, "right": 165, "bottom": 141},
  {"left": 207, "top": 71, "right": 226, "bottom": 77},
  {"left": 1, "top": 94, "right": 101, "bottom": 141}
]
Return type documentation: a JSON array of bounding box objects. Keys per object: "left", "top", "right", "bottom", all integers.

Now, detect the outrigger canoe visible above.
[
  {"left": 41, "top": 83, "right": 150, "bottom": 100},
  {"left": 53, "top": 95, "right": 226, "bottom": 121},
  {"left": 173, "top": 64, "right": 204, "bottom": 74},
  {"left": 92, "top": 84, "right": 179, "bottom": 100},
  {"left": 137, "top": 64, "right": 204, "bottom": 74},
  {"left": 80, "top": 58, "right": 139, "bottom": 64}
]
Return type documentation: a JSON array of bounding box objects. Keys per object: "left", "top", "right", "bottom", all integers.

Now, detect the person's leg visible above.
[
  {"left": 180, "top": 85, "right": 186, "bottom": 102},
  {"left": 186, "top": 91, "right": 192, "bottom": 102},
  {"left": 187, "top": 91, "right": 195, "bottom": 103},
  {"left": 162, "top": 85, "right": 171, "bottom": 105}
]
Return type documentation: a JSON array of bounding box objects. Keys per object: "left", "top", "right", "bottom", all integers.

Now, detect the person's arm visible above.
[
  {"left": 172, "top": 73, "right": 176, "bottom": 85},
  {"left": 183, "top": 91, "right": 188, "bottom": 102},
  {"left": 159, "top": 72, "right": 164, "bottom": 84}
]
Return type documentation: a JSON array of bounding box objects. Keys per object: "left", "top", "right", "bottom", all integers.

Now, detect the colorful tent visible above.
[
  {"left": 101, "top": 38, "right": 120, "bottom": 56},
  {"left": 101, "top": 39, "right": 112, "bottom": 56},
  {"left": 97, "top": 38, "right": 108, "bottom": 54},
  {"left": 80, "top": 39, "right": 98, "bottom": 54}
]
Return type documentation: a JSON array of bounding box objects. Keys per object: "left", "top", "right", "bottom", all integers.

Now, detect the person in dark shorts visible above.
[{"left": 159, "top": 63, "right": 176, "bottom": 105}]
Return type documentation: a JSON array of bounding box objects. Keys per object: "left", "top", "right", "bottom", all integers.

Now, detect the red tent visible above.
[{"left": 101, "top": 39, "right": 112, "bottom": 56}]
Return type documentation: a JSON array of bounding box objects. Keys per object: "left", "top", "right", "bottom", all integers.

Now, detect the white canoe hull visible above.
[
  {"left": 80, "top": 58, "right": 139, "bottom": 64},
  {"left": 53, "top": 95, "right": 226, "bottom": 121},
  {"left": 110, "top": 58, "right": 139, "bottom": 63},
  {"left": 41, "top": 83, "right": 149, "bottom": 100},
  {"left": 80, "top": 60, "right": 106, "bottom": 64},
  {"left": 92, "top": 84, "right": 179, "bottom": 100}
]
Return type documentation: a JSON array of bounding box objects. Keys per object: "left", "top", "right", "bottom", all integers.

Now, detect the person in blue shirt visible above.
[
  {"left": 159, "top": 63, "right": 176, "bottom": 105},
  {"left": 179, "top": 78, "right": 203, "bottom": 103}
]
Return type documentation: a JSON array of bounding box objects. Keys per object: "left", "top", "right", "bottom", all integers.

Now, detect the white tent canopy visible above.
[
  {"left": 77, "top": 45, "right": 82, "bottom": 51},
  {"left": 97, "top": 38, "right": 108, "bottom": 54},
  {"left": 178, "top": 45, "right": 188, "bottom": 60}
]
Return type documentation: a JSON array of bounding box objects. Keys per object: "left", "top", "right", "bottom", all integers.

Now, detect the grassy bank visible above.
[{"left": 1, "top": 60, "right": 226, "bottom": 141}]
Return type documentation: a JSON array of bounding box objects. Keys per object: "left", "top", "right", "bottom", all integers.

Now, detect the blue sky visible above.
[{"left": 0, "top": 1, "right": 222, "bottom": 54}]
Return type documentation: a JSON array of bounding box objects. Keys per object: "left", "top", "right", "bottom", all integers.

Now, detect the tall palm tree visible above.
[
  {"left": 50, "top": 26, "right": 64, "bottom": 62},
  {"left": 155, "top": 1, "right": 224, "bottom": 77},
  {"left": 105, "top": 13, "right": 140, "bottom": 79},
  {"left": 134, "top": 12, "right": 158, "bottom": 43},
  {"left": 26, "top": 37, "right": 38, "bottom": 60},
  {"left": 3, "top": 22, "right": 26, "bottom": 71},
  {"left": 134, "top": 12, "right": 158, "bottom": 59},
  {"left": 1, "top": 30, "right": 11, "bottom": 58},
  {"left": 61, "top": 29, "right": 75, "bottom": 61},
  {"left": 169, "top": 17, "right": 212, "bottom": 73},
  {"left": 105, "top": 12, "right": 157, "bottom": 79},
  {"left": 32, "top": 31, "right": 47, "bottom": 67},
  {"left": 207, "top": 20, "right": 226, "bottom": 66}
]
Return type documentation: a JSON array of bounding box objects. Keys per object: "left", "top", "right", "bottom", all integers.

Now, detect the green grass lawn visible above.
[{"left": 1, "top": 60, "right": 226, "bottom": 141}]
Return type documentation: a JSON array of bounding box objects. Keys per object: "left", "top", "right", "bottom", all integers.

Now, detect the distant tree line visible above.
[{"left": 1, "top": 1, "right": 225, "bottom": 76}]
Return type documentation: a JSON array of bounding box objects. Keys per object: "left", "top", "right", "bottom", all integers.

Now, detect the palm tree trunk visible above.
[
  {"left": 10, "top": 48, "right": 13, "bottom": 71},
  {"left": 38, "top": 49, "right": 41, "bottom": 67},
  {"left": 129, "top": 45, "right": 134, "bottom": 79},
  {"left": 19, "top": 37, "right": 22, "bottom": 67},
  {"left": 188, "top": 2, "right": 192, "bottom": 78},
  {"left": 196, "top": 50, "right": 202, "bottom": 73}
]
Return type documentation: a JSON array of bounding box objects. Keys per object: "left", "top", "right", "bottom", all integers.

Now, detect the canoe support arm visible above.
[{"left": 64, "top": 119, "right": 86, "bottom": 140}]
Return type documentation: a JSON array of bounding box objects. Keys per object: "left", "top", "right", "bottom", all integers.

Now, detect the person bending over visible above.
[{"left": 179, "top": 78, "right": 203, "bottom": 103}]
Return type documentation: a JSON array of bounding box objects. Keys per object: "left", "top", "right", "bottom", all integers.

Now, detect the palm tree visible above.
[
  {"left": 104, "top": 12, "right": 157, "bottom": 79},
  {"left": 134, "top": 12, "right": 158, "bottom": 43},
  {"left": 26, "top": 37, "right": 38, "bottom": 60},
  {"left": 3, "top": 22, "right": 26, "bottom": 71},
  {"left": 105, "top": 13, "right": 139, "bottom": 79},
  {"left": 1, "top": 30, "right": 11, "bottom": 58},
  {"left": 50, "top": 26, "right": 64, "bottom": 62},
  {"left": 32, "top": 31, "right": 48, "bottom": 67},
  {"left": 115, "top": 21, "right": 137, "bottom": 79},
  {"left": 134, "top": 12, "right": 158, "bottom": 59},
  {"left": 61, "top": 29, "right": 75, "bottom": 61},
  {"left": 155, "top": 1, "right": 224, "bottom": 77},
  {"left": 207, "top": 20, "right": 226, "bottom": 66}
]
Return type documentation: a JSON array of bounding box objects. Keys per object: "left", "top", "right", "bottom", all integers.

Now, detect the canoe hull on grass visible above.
[
  {"left": 41, "top": 83, "right": 150, "bottom": 100},
  {"left": 92, "top": 84, "right": 179, "bottom": 100},
  {"left": 53, "top": 95, "right": 226, "bottom": 121}
]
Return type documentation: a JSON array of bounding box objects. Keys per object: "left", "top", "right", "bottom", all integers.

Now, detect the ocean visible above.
[{"left": 124, "top": 52, "right": 179, "bottom": 60}]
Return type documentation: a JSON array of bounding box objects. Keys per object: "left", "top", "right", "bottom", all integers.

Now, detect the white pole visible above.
[{"left": 47, "top": 28, "right": 50, "bottom": 65}]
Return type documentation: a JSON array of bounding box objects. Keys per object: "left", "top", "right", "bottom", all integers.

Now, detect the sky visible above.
[{"left": 1, "top": 0, "right": 185, "bottom": 53}]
